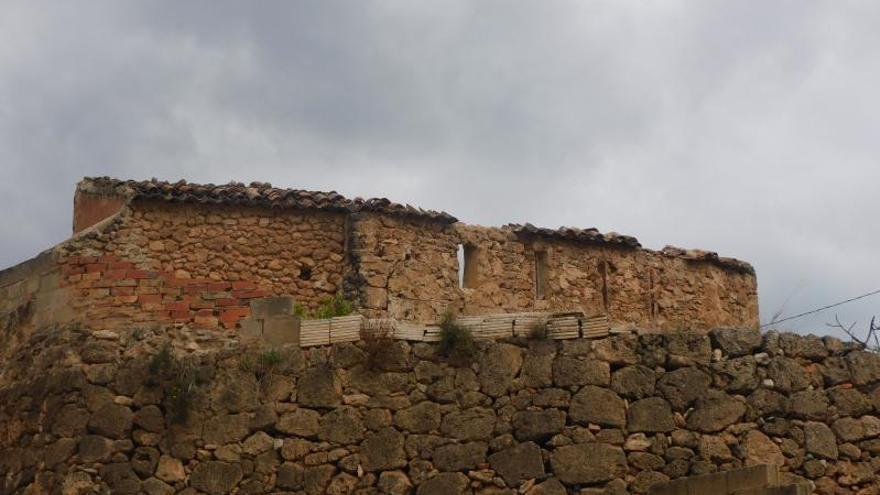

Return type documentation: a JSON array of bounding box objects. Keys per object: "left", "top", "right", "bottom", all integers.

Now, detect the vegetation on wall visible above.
[
  {"left": 293, "top": 294, "right": 355, "bottom": 320},
  {"left": 437, "top": 310, "right": 476, "bottom": 366},
  {"left": 147, "top": 343, "right": 212, "bottom": 424}
]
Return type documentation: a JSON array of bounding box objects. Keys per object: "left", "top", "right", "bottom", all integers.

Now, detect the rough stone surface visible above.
[
  {"left": 628, "top": 397, "right": 675, "bottom": 433},
  {"left": 512, "top": 408, "right": 566, "bottom": 441},
  {"left": 190, "top": 462, "right": 243, "bottom": 494},
  {"left": 488, "top": 441, "right": 545, "bottom": 486},
  {"left": 686, "top": 392, "right": 746, "bottom": 433},
  {"left": 360, "top": 427, "right": 407, "bottom": 471},
  {"left": 710, "top": 327, "right": 762, "bottom": 356},
  {"left": 569, "top": 385, "right": 626, "bottom": 428},
  {"left": 550, "top": 443, "right": 627, "bottom": 485}
]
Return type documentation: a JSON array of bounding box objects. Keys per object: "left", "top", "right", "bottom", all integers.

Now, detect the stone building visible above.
[{"left": 1, "top": 177, "right": 758, "bottom": 334}]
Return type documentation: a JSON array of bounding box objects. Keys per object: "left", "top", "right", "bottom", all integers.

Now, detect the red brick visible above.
[
  {"left": 66, "top": 274, "right": 83, "bottom": 283},
  {"left": 183, "top": 284, "right": 208, "bottom": 295},
  {"left": 62, "top": 265, "right": 85, "bottom": 276},
  {"left": 82, "top": 272, "right": 102, "bottom": 282},
  {"left": 111, "top": 287, "right": 135, "bottom": 296},
  {"left": 104, "top": 269, "right": 128, "bottom": 280},
  {"left": 85, "top": 263, "right": 106, "bottom": 273},
  {"left": 98, "top": 255, "right": 120, "bottom": 263},
  {"left": 127, "top": 270, "right": 157, "bottom": 280},
  {"left": 219, "top": 308, "right": 250, "bottom": 322},
  {"left": 232, "top": 289, "right": 268, "bottom": 299},
  {"left": 165, "top": 277, "right": 194, "bottom": 287},
  {"left": 77, "top": 256, "right": 99, "bottom": 265},
  {"left": 170, "top": 310, "right": 190, "bottom": 321},
  {"left": 215, "top": 298, "right": 240, "bottom": 307},
  {"left": 164, "top": 301, "right": 190, "bottom": 312},
  {"left": 136, "top": 286, "right": 159, "bottom": 295},
  {"left": 195, "top": 308, "right": 215, "bottom": 317},
  {"left": 108, "top": 261, "right": 135, "bottom": 270},
  {"left": 232, "top": 281, "right": 257, "bottom": 290},
  {"left": 207, "top": 282, "right": 232, "bottom": 292},
  {"left": 139, "top": 294, "right": 162, "bottom": 304},
  {"left": 114, "top": 279, "right": 138, "bottom": 287},
  {"left": 190, "top": 299, "right": 214, "bottom": 310},
  {"left": 92, "top": 279, "right": 115, "bottom": 289},
  {"left": 114, "top": 295, "right": 139, "bottom": 304}
]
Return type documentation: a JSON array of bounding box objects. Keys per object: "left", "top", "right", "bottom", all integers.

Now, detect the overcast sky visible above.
[{"left": 2, "top": 1, "right": 878, "bottom": 339}]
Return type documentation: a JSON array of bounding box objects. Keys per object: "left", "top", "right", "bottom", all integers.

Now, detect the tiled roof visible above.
[
  {"left": 508, "top": 223, "right": 754, "bottom": 274},
  {"left": 77, "top": 177, "right": 458, "bottom": 223},
  {"left": 508, "top": 223, "right": 642, "bottom": 248}
]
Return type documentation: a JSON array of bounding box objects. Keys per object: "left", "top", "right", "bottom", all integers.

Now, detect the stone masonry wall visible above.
[
  {"left": 352, "top": 213, "right": 758, "bottom": 331},
  {"left": 3, "top": 326, "right": 879, "bottom": 495},
  {"left": 50, "top": 200, "right": 348, "bottom": 331}
]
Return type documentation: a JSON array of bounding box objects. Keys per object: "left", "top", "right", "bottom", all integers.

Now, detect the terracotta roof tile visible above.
[{"left": 78, "top": 177, "right": 458, "bottom": 223}]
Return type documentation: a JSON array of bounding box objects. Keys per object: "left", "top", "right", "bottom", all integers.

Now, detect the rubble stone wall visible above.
[
  {"left": 2, "top": 327, "right": 878, "bottom": 494},
  {"left": 2, "top": 196, "right": 757, "bottom": 334},
  {"left": 50, "top": 200, "right": 348, "bottom": 331},
  {"left": 352, "top": 213, "right": 758, "bottom": 331}
]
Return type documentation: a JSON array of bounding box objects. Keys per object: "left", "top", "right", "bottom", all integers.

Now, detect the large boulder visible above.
[
  {"left": 488, "top": 441, "right": 545, "bottom": 486},
  {"left": 416, "top": 472, "right": 469, "bottom": 495},
  {"left": 611, "top": 365, "right": 656, "bottom": 399},
  {"left": 686, "top": 392, "right": 746, "bottom": 433},
  {"left": 710, "top": 327, "right": 762, "bottom": 356},
  {"left": 656, "top": 367, "right": 711, "bottom": 411},
  {"left": 550, "top": 443, "right": 627, "bottom": 485},
  {"left": 441, "top": 408, "right": 496, "bottom": 441},
  {"left": 319, "top": 407, "right": 364, "bottom": 444},
  {"left": 665, "top": 333, "right": 711, "bottom": 367},
  {"left": 805, "top": 421, "right": 838, "bottom": 459},
  {"left": 432, "top": 442, "right": 487, "bottom": 472},
  {"left": 511, "top": 409, "right": 566, "bottom": 441},
  {"left": 569, "top": 385, "right": 626, "bottom": 428},
  {"left": 847, "top": 351, "right": 880, "bottom": 386},
  {"left": 742, "top": 430, "right": 784, "bottom": 466},
  {"left": 359, "top": 427, "right": 407, "bottom": 471},
  {"left": 627, "top": 397, "right": 675, "bottom": 433},
  {"left": 276, "top": 408, "right": 322, "bottom": 438},
  {"left": 520, "top": 341, "right": 556, "bottom": 388},
  {"left": 479, "top": 343, "right": 523, "bottom": 397},
  {"left": 767, "top": 357, "right": 810, "bottom": 393},
  {"left": 298, "top": 366, "right": 342, "bottom": 408},
  {"left": 394, "top": 401, "right": 442, "bottom": 433},
  {"left": 190, "top": 462, "right": 243, "bottom": 494},
  {"left": 553, "top": 357, "right": 610, "bottom": 387},
  {"left": 88, "top": 404, "right": 133, "bottom": 439}
]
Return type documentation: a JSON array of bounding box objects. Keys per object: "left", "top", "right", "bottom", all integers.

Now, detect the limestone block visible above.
[
  {"left": 250, "top": 296, "right": 296, "bottom": 319},
  {"left": 263, "top": 316, "right": 301, "bottom": 346}
]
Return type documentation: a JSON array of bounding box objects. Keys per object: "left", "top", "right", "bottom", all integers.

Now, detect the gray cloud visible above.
[{"left": 2, "top": 1, "right": 879, "bottom": 338}]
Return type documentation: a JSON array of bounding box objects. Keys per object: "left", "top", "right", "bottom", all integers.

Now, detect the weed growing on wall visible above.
[
  {"left": 293, "top": 294, "right": 355, "bottom": 319},
  {"left": 311, "top": 294, "right": 354, "bottom": 319},
  {"left": 528, "top": 318, "right": 549, "bottom": 340},
  {"left": 438, "top": 310, "right": 476, "bottom": 366},
  {"left": 361, "top": 326, "right": 394, "bottom": 371},
  {"left": 147, "top": 343, "right": 211, "bottom": 424}
]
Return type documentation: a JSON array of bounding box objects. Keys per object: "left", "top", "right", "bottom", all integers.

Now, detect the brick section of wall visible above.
[{"left": 59, "top": 254, "right": 262, "bottom": 330}]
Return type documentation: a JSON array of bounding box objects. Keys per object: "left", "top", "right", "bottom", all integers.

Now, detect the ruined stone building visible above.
[
  {"left": 1, "top": 177, "right": 758, "bottom": 334},
  {"left": 6, "top": 178, "right": 868, "bottom": 495}
]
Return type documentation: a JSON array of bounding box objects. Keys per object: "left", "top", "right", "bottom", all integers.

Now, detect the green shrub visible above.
[
  {"left": 147, "top": 344, "right": 210, "bottom": 424},
  {"left": 311, "top": 294, "right": 354, "bottom": 319},
  {"left": 437, "top": 311, "right": 476, "bottom": 366}
]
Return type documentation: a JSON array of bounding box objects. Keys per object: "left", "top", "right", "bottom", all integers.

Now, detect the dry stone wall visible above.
[
  {"left": 2, "top": 326, "right": 879, "bottom": 494},
  {"left": 352, "top": 213, "right": 758, "bottom": 331}
]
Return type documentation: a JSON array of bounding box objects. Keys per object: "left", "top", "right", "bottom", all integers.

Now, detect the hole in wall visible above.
[
  {"left": 458, "top": 244, "right": 479, "bottom": 289},
  {"left": 535, "top": 250, "right": 548, "bottom": 299},
  {"left": 299, "top": 267, "right": 312, "bottom": 281}
]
